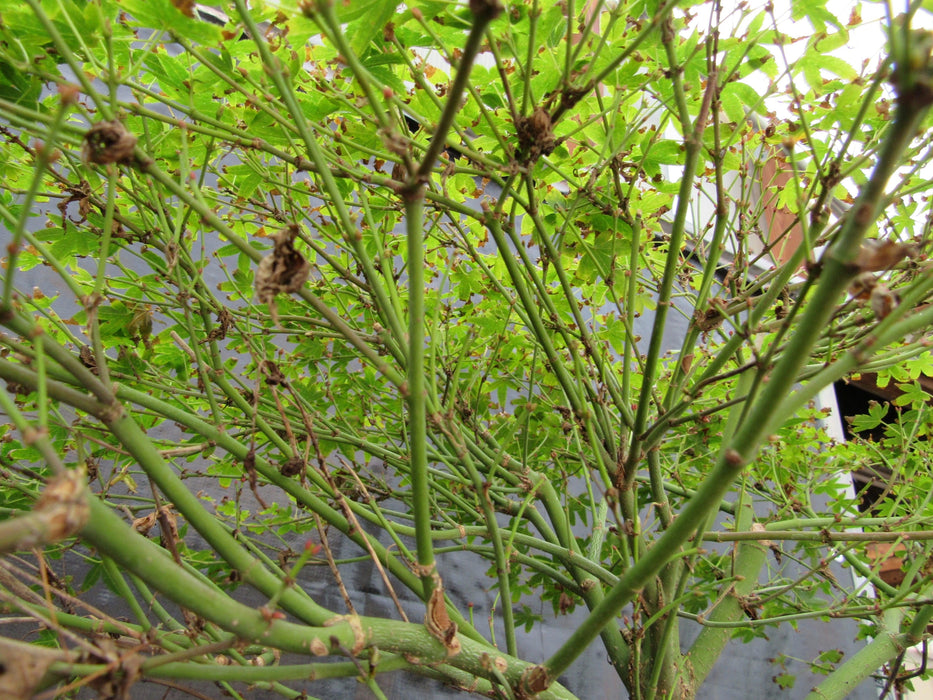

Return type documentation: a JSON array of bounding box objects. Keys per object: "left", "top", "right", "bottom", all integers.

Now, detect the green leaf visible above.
[
  {"left": 0, "top": 58, "right": 43, "bottom": 107},
  {"left": 722, "top": 82, "right": 765, "bottom": 122},
  {"left": 798, "top": 55, "right": 857, "bottom": 85},
  {"left": 117, "top": 0, "right": 221, "bottom": 43},
  {"left": 848, "top": 400, "right": 888, "bottom": 432},
  {"left": 344, "top": 1, "right": 397, "bottom": 56},
  {"left": 893, "top": 381, "right": 928, "bottom": 408},
  {"left": 818, "top": 649, "right": 844, "bottom": 665},
  {"left": 791, "top": 0, "right": 841, "bottom": 32},
  {"left": 645, "top": 140, "right": 684, "bottom": 166}
]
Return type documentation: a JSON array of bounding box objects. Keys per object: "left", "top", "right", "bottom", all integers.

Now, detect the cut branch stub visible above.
[
  {"left": 520, "top": 664, "right": 551, "bottom": 696},
  {"left": 255, "top": 224, "right": 311, "bottom": 324}
]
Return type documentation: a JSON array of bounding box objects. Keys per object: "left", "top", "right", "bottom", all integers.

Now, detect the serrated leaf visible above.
[
  {"left": 343, "top": 0, "right": 397, "bottom": 56},
  {"left": 117, "top": 0, "right": 221, "bottom": 43},
  {"left": 645, "top": 140, "right": 684, "bottom": 165}
]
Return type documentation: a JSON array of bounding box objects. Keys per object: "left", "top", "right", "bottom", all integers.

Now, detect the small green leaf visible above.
[
  {"left": 848, "top": 400, "right": 888, "bottom": 432},
  {"left": 818, "top": 649, "right": 844, "bottom": 665},
  {"left": 645, "top": 140, "right": 684, "bottom": 165}
]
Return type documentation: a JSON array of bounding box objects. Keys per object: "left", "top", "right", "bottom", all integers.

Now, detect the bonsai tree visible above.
[{"left": 1, "top": 0, "right": 933, "bottom": 697}]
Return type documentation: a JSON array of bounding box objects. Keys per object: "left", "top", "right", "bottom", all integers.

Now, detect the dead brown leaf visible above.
[
  {"left": 516, "top": 106, "right": 556, "bottom": 163},
  {"left": 131, "top": 505, "right": 175, "bottom": 538},
  {"left": 57, "top": 180, "right": 91, "bottom": 227},
  {"left": 847, "top": 271, "right": 877, "bottom": 299},
  {"left": 693, "top": 299, "right": 726, "bottom": 332},
  {"left": 170, "top": 0, "right": 196, "bottom": 17},
  {"left": 255, "top": 225, "right": 310, "bottom": 324},
  {"left": 425, "top": 584, "right": 460, "bottom": 655},
  {"left": 279, "top": 455, "right": 304, "bottom": 477},
  {"left": 82, "top": 121, "right": 137, "bottom": 165},
  {"left": 205, "top": 306, "right": 234, "bottom": 342},
  {"left": 854, "top": 239, "right": 915, "bottom": 272},
  {"left": 870, "top": 283, "right": 900, "bottom": 320}
]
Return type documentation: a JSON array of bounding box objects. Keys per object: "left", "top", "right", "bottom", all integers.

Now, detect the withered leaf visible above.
[
  {"left": 131, "top": 511, "right": 158, "bottom": 537},
  {"left": 83, "top": 120, "right": 137, "bottom": 165},
  {"left": 516, "top": 106, "right": 556, "bottom": 163},
  {"left": 870, "top": 284, "right": 899, "bottom": 320},
  {"left": 79, "top": 345, "right": 99, "bottom": 374},
  {"left": 847, "top": 272, "right": 877, "bottom": 300},
  {"left": 693, "top": 299, "right": 726, "bottom": 332},
  {"left": 259, "top": 359, "right": 287, "bottom": 386},
  {"left": 255, "top": 224, "right": 311, "bottom": 324},
  {"left": 126, "top": 302, "right": 152, "bottom": 342},
  {"left": 58, "top": 179, "right": 91, "bottom": 227},
  {"left": 170, "top": 0, "right": 196, "bottom": 17},
  {"left": 279, "top": 455, "right": 304, "bottom": 477},
  {"left": 132, "top": 505, "right": 175, "bottom": 538},
  {"left": 205, "top": 306, "right": 234, "bottom": 342},
  {"left": 57, "top": 179, "right": 125, "bottom": 236},
  {"left": 425, "top": 584, "right": 460, "bottom": 655},
  {"left": 854, "top": 239, "right": 914, "bottom": 272}
]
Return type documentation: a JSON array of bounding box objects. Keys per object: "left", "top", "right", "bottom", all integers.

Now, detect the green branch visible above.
[{"left": 529, "top": 31, "right": 933, "bottom": 693}]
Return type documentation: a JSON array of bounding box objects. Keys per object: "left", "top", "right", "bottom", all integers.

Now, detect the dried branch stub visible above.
[
  {"left": 82, "top": 120, "right": 137, "bottom": 165},
  {"left": 0, "top": 470, "right": 90, "bottom": 555},
  {"left": 255, "top": 225, "right": 311, "bottom": 324},
  {"left": 32, "top": 469, "right": 89, "bottom": 541},
  {"left": 0, "top": 638, "right": 74, "bottom": 699}
]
